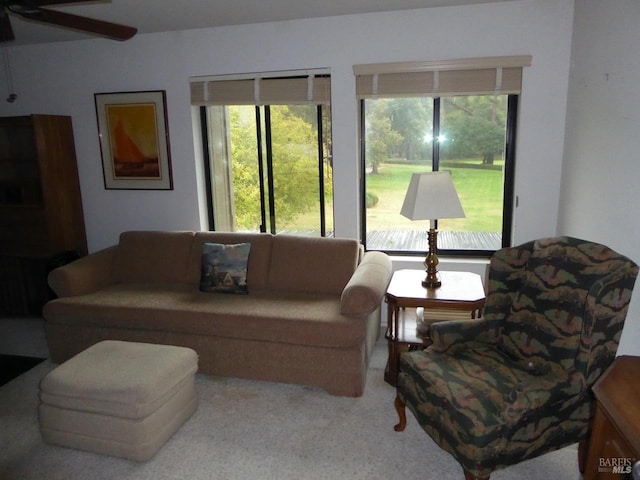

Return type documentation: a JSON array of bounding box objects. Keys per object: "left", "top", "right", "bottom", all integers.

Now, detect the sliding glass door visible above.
[{"left": 202, "top": 102, "right": 333, "bottom": 236}]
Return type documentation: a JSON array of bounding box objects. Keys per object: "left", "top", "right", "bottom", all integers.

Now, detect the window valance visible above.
[
  {"left": 353, "top": 55, "right": 532, "bottom": 98},
  {"left": 190, "top": 69, "right": 331, "bottom": 106}
]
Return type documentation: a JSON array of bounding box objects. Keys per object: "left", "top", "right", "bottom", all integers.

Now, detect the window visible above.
[
  {"left": 355, "top": 56, "right": 531, "bottom": 255},
  {"left": 191, "top": 71, "right": 333, "bottom": 236}
]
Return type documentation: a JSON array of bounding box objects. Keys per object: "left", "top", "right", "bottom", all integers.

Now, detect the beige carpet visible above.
[{"left": 0, "top": 339, "right": 580, "bottom": 480}]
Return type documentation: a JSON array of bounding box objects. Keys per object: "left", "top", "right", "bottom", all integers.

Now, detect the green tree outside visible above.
[
  {"left": 228, "top": 105, "right": 332, "bottom": 231},
  {"left": 365, "top": 100, "right": 404, "bottom": 174},
  {"left": 441, "top": 96, "right": 506, "bottom": 164}
]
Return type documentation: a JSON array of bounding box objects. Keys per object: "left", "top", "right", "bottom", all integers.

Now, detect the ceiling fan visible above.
[{"left": 0, "top": 0, "right": 137, "bottom": 43}]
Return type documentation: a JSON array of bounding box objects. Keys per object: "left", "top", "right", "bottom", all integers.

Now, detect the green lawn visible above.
[
  {"left": 366, "top": 161, "right": 504, "bottom": 232},
  {"left": 279, "top": 160, "right": 504, "bottom": 233}
]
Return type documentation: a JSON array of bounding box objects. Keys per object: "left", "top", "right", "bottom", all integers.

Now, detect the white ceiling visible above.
[{"left": 5, "top": 0, "right": 517, "bottom": 46}]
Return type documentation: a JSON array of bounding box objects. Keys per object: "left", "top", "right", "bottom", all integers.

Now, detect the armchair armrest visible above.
[
  {"left": 48, "top": 246, "right": 118, "bottom": 297},
  {"left": 429, "top": 316, "right": 503, "bottom": 352},
  {"left": 340, "top": 251, "right": 392, "bottom": 316}
]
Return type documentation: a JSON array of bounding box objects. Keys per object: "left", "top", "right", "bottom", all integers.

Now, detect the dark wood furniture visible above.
[
  {"left": 585, "top": 355, "right": 640, "bottom": 479},
  {"left": 384, "top": 269, "right": 486, "bottom": 386},
  {"left": 0, "top": 115, "right": 86, "bottom": 314}
]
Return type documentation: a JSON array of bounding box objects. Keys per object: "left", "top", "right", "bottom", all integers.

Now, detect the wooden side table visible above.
[
  {"left": 584, "top": 355, "right": 640, "bottom": 479},
  {"left": 384, "top": 269, "right": 486, "bottom": 386}
]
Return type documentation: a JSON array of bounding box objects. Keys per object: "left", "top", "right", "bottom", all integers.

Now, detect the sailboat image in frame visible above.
[{"left": 95, "top": 90, "right": 173, "bottom": 190}]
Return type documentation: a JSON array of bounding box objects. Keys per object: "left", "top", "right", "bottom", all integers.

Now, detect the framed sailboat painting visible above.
[{"left": 95, "top": 90, "right": 173, "bottom": 190}]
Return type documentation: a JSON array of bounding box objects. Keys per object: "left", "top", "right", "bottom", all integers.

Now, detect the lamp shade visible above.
[{"left": 400, "top": 171, "right": 465, "bottom": 221}]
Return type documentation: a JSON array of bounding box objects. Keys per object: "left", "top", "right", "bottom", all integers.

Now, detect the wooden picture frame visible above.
[{"left": 95, "top": 90, "right": 173, "bottom": 190}]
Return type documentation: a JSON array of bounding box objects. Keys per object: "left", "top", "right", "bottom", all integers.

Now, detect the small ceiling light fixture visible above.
[{"left": 2, "top": 46, "right": 16, "bottom": 102}]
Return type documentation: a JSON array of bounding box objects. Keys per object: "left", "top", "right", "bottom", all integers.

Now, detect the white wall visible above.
[
  {"left": 3, "top": 0, "right": 636, "bottom": 355},
  {"left": 0, "top": 0, "right": 574, "bottom": 254},
  {"left": 559, "top": 0, "right": 640, "bottom": 355}
]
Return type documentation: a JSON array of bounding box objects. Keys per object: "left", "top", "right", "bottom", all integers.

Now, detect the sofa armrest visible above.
[
  {"left": 48, "top": 246, "right": 118, "bottom": 297},
  {"left": 428, "top": 316, "right": 503, "bottom": 352},
  {"left": 340, "top": 251, "right": 392, "bottom": 316}
]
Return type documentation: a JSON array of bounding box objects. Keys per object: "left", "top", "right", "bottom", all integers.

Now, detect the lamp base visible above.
[
  {"left": 421, "top": 274, "right": 441, "bottom": 289},
  {"left": 423, "top": 228, "right": 441, "bottom": 289}
]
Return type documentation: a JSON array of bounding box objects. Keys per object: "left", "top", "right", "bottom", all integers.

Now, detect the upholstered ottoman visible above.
[{"left": 38, "top": 340, "right": 198, "bottom": 461}]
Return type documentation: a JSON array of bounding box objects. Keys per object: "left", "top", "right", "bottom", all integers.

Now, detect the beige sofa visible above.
[{"left": 43, "top": 231, "right": 392, "bottom": 397}]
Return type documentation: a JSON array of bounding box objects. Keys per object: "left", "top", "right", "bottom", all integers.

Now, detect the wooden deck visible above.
[
  {"left": 366, "top": 230, "right": 501, "bottom": 251},
  {"left": 280, "top": 229, "right": 501, "bottom": 251}
]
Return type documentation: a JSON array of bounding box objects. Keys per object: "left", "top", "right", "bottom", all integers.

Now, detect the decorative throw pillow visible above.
[{"left": 200, "top": 242, "right": 251, "bottom": 294}]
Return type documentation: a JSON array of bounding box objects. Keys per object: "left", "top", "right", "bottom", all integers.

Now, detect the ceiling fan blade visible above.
[
  {"left": 0, "top": 8, "right": 15, "bottom": 42},
  {"left": 20, "top": 8, "right": 136, "bottom": 40}
]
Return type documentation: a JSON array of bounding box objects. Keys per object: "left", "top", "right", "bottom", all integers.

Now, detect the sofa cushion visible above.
[
  {"left": 200, "top": 242, "right": 251, "bottom": 294},
  {"left": 44, "top": 284, "right": 365, "bottom": 349},
  {"left": 189, "top": 232, "right": 273, "bottom": 290},
  {"left": 114, "top": 231, "right": 195, "bottom": 284},
  {"left": 268, "top": 235, "right": 360, "bottom": 294}
]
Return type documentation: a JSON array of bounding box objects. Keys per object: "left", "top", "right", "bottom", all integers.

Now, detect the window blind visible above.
[
  {"left": 353, "top": 56, "right": 531, "bottom": 98},
  {"left": 190, "top": 70, "right": 331, "bottom": 106}
]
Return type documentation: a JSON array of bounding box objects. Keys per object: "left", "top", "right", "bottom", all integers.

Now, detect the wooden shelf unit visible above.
[{"left": 0, "top": 115, "right": 86, "bottom": 314}]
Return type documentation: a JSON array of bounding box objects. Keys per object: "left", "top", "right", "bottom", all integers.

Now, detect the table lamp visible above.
[{"left": 400, "top": 171, "right": 465, "bottom": 288}]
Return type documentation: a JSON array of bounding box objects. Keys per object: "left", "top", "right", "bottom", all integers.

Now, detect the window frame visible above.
[
  {"left": 354, "top": 56, "right": 530, "bottom": 257},
  {"left": 197, "top": 94, "right": 333, "bottom": 235},
  {"left": 359, "top": 93, "right": 519, "bottom": 257}
]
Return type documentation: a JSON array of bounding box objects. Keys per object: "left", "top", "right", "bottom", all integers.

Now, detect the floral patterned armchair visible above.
[{"left": 394, "top": 237, "right": 638, "bottom": 480}]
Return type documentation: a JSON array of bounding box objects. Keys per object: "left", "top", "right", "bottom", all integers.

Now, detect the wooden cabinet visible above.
[
  {"left": 0, "top": 115, "right": 86, "bottom": 314},
  {"left": 585, "top": 355, "right": 640, "bottom": 479},
  {"left": 0, "top": 115, "right": 87, "bottom": 257}
]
